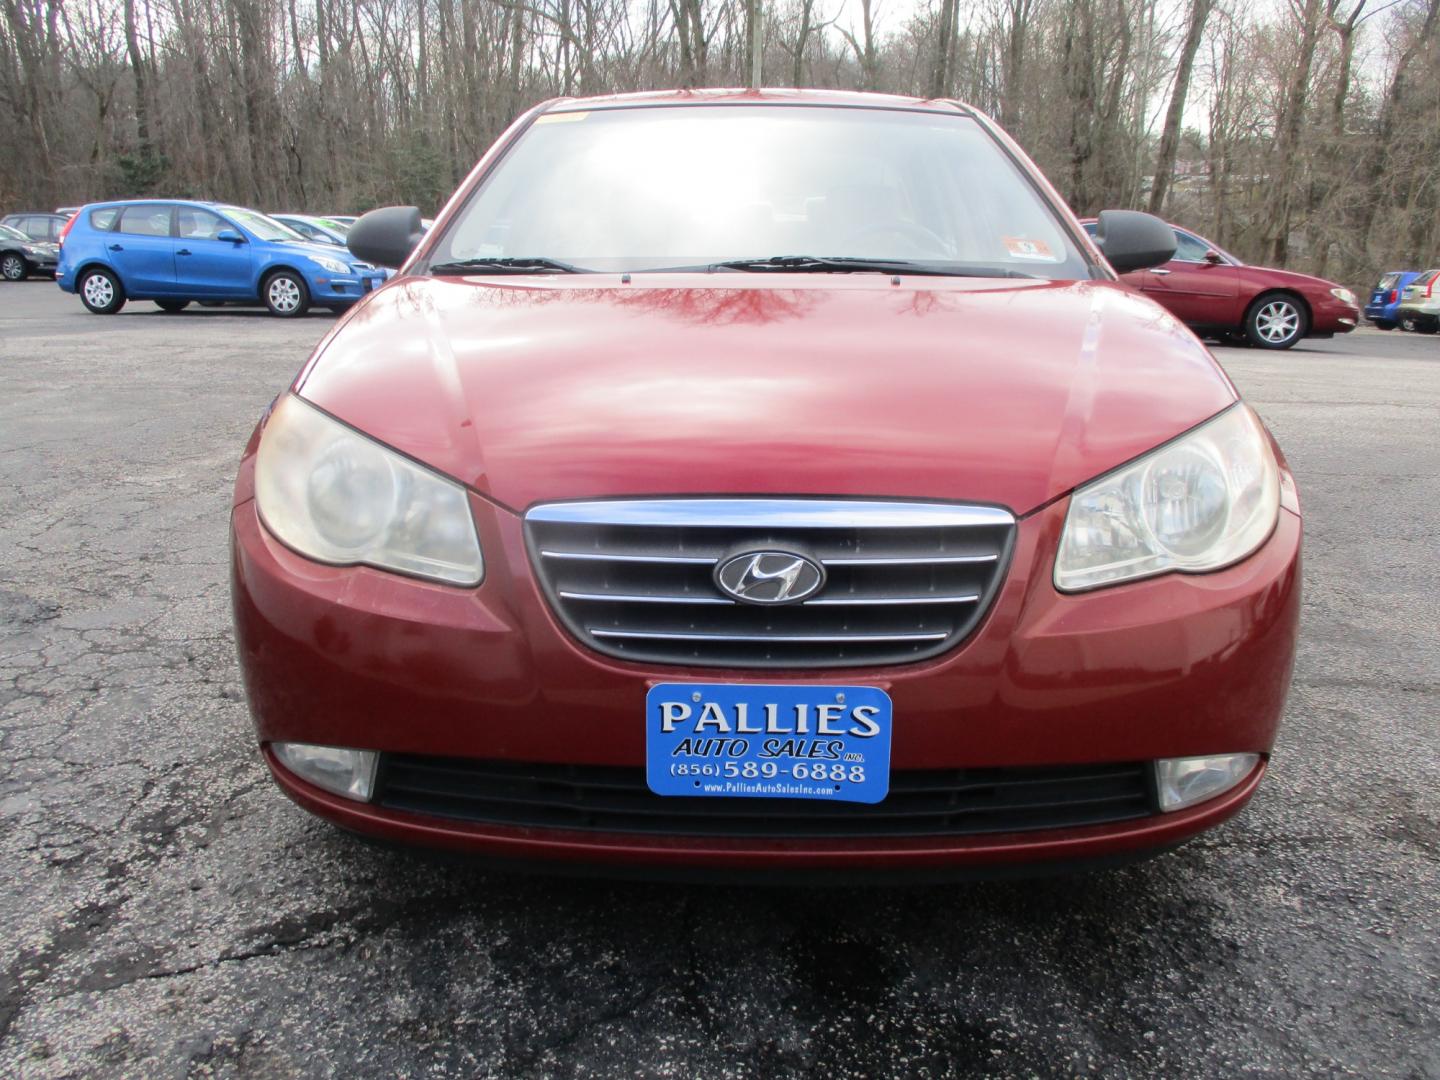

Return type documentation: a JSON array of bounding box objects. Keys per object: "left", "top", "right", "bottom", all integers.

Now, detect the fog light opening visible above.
[
  {"left": 1154, "top": 753, "right": 1259, "bottom": 812},
  {"left": 272, "top": 742, "right": 378, "bottom": 802}
]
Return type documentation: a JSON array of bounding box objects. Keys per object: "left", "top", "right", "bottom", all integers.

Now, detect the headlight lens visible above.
[
  {"left": 1330, "top": 287, "right": 1356, "bottom": 305},
  {"left": 308, "top": 254, "right": 349, "bottom": 274},
  {"left": 255, "top": 394, "right": 483, "bottom": 585},
  {"left": 1054, "top": 404, "right": 1280, "bottom": 591}
]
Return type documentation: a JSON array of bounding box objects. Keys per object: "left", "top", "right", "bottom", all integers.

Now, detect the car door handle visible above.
[
  {"left": 176, "top": 248, "right": 192, "bottom": 256},
  {"left": 1150, "top": 268, "right": 1171, "bottom": 275},
  {"left": 108, "top": 243, "right": 124, "bottom": 252}
]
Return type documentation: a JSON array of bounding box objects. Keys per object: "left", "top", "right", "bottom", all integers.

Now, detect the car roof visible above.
[
  {"left": 82, "top": 199, "right": 228, "bottom": 210},
  {"left": 537, "top": 87, "right": 971, "bottom": 115}
]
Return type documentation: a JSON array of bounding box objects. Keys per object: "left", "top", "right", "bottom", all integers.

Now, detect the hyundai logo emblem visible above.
[{"left": 714, "top": 550, "right": 826, "bottom": 605}]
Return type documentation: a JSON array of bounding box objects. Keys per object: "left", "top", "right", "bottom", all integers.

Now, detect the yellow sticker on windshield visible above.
[{"left": 535, "top": 112, "right": 590, "bottom": 124}]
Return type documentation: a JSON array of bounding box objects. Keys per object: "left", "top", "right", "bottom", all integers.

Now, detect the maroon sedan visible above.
[
  {"left": 1082, "top": 220, "right": 1359, "bottom": 349},
  {"left": 231, "top": 91, "right": 1300, "bottom": 878}
]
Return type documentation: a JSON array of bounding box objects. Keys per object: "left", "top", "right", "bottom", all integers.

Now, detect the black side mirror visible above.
[
  {"left": 348, "top": 206, "right": 425, "bottom": 269},
  {"left": 1093, "top": 210, "right": 1176, "bottom": 274}
]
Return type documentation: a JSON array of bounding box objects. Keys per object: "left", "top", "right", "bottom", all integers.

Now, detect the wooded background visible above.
[{"left": 2, "top": 0, "right": 1438, "bottom": 284}]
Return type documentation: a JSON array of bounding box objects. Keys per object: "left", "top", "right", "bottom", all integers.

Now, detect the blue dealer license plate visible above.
[{"left": 646, "top": 683, "right": 892, "bottom": 804}]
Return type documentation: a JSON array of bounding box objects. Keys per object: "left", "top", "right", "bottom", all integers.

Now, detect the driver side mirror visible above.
[
  {"left": 215, "top": 229, "right": 245, "bottom": 244},
  {"left": 1203, "top": 250, "right": 1223, "bottom": 264},
  {"left": 1093, "top": 210, "right": 1176, "bottom": 274},
  {"left": 348, "top": 206, "right": 425, "bottom": 269}
]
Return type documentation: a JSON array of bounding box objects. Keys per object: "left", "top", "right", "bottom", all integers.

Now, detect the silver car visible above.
[{"left": 1397, "top": 269, "right": 1440, "bottom": 333}]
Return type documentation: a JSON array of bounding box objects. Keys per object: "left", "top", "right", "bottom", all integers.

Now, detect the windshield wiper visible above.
[
  {"left": 702, "top": 255, "right": 1038, "bottom": 278},
  {"left": 428, "top": 256, "right": 591, "bottom": 275}
]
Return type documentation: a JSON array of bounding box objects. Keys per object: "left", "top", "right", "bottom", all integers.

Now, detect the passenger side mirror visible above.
[
  {"left": 215, "top": 229, "right": 244, "bottom": 244},
  {"left": 1093, "top": 210, "right": 1176, "bottom": 274},
  {"left": 348, "top": 206, "right": 425, "bottom": 269},
  {"left": 1203, "top": 250, "right": 1223, "bottom": 265}
]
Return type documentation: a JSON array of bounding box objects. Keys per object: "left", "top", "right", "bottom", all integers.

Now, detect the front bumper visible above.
[
  {"left": 309, "top": 271, "right": 388, "bottom": 303},
  {"left": 1311, "top": 296, "right": 1359, "bottom": 334},
  {"left": 231, "top": 465, "right": 1302, "bottom": 873}
]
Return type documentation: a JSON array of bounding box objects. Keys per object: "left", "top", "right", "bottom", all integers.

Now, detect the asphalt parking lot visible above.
[{"left": 1, "top": 283, "right": 1437, "bottom": 1079}]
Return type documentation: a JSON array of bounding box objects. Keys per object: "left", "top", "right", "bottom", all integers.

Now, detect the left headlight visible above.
[
  {"left": 255, "top": 393, "right": 484, "bottom": 585},
  {"left": 308, "top": 254, "right": 350, "bottom": 274},
  {"left": 1054, "top": 404, "right": 1280, "bottom": 592},
  {"left": 1329, "top": 287, "right": 1356, "bottom": 306}
]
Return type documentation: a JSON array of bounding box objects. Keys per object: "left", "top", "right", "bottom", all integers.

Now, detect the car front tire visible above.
[
  {"left": 263, "top": 271, "right": 310, "bottom": 318},
  {"left": 1244, "top": 293, "right": 1308, "bottom": 349},
  {"left": 1, "top": 253, "right": 29, "bottom": 281},
  {"left": 79, "top": 268, "right": 126, "bottom": 314}
]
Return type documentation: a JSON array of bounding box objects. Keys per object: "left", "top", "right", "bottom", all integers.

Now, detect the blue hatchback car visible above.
[
  {"left": 1364, "top": 270, "right": 1421, "bottom": 330},
  {"left": 56, "top": 200, "right": 387, "bottom": 317}
]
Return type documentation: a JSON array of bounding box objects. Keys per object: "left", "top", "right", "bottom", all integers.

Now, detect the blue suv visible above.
[
  {"left": 1364, "top": 270, "right": 1421, "bottom": 330},
  {"left": 56, "top": 200, "right": 387, "bottom": 317}
]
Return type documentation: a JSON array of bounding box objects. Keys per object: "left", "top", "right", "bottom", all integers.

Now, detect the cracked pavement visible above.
[{"left": 1, "top": 283, "right": 1437, "bottom": 1078}]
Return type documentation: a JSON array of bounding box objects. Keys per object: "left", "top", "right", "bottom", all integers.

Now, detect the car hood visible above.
[
  {"left": 283, "top": 241, "right": 360, "bottom": 263},
  {"left": 296, "top": 276, "right": 1237, "bottom": 515},
  {"left": 1236, "top": 264, "right": 1342, "bottom": 293}
]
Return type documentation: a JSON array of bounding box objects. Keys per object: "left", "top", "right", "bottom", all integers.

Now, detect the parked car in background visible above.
[
  {"left": 1396, "top": 270, "right": 1440, "bottom": 333},
  {"left": 1364, "top": 271, "right": 1422, "bottom": 330},
  {"left": 0, "top": 222, "right": 59, "bottom": 280},
  {"left": 55, "top": 206, "right": 81, "bottom": 217},
  {"left": 232, "top": 90, "right": 1301, "bottom": 879},
  {"left": 2, "top": 211, "right": 71, "bottom": 244},
  {"left": 270, "top": 213, "right": 350, "bottom": 246},
  {"left": 326, "top": 215, "right": 358, "bottom": 227},
  {"left": 1081, "top": 220, "right": 1358, "bottom": 349},
  {"left": 56, "top": 200, "right": 387, "bottom": 317}
]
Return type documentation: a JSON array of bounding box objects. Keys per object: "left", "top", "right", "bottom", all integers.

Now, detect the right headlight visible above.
[
  {"left": 254, "top": 394, "right": 483, "bottom": 585},
  {"left": 1054, "top": 404, "right": 1280, "bottom": 592},
  {"left": 307, "top": 254, "right": 350, "bottom": 274}
]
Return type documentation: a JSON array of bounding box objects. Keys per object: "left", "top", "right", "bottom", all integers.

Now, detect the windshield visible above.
[
  {"left": 430, "top": 105, "right": 1089, "bottom": 278},
  {"left": 221, "top": 207, "right": 306, "bottom": 243}
]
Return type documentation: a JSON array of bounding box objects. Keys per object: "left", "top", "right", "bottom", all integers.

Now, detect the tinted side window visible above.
[
  {"left": 1376, "top": 273, "right": 1398, "bottom": 290},
  {"left": 90, "top": 208, "right": 120, "bottom": 231},
  {"left": 176, "top": 208, "right": 227, "bottom": 240},
  {"left": 43, "top": 217, "right": 62, "bottom": 240},
  {"left": 1172, "top": 230, "right": 1213, "bottom": 262},
  {"left": 118, "top": 206, "right": 172, "bottom": 237},
  {"left": 19, "top": 217, "right": 46, "bottom": 241}
]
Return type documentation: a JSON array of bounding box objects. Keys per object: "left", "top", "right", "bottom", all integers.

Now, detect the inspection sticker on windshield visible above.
[
  {"left": 646, "top": 684, "right": 892, "bottom": 803},
  {"left": 1002, "top": 235, "right": 1057, "bottom": 260}
]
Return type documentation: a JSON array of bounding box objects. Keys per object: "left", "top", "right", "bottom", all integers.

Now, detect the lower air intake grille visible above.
[
  {"left": 524, "top": 498, "right": 1016, "bottom": 668},
  {"left": 376, "top": 755, "right": 1155, "bottom": 838}
]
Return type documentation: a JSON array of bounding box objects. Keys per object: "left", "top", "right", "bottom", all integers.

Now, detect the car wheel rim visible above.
[
  {"left": 269, "top": 277, "right": 301, "bottom": 313},
  {"left": 2, "top": 256, "right": 22, "bottom": 279},
  {"left": 1255, "top": 301, "right": 1300, "bottom": 344},
  {"left": 83, "top": 275, "right": 113, "bottom": 307}
]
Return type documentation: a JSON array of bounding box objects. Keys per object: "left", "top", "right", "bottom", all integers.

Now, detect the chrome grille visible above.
[{"left": 525, "top": 499, "right": 1015, "bottom": 668}]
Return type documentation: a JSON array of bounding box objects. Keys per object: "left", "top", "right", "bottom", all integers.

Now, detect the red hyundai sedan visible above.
[
  {"left": 1081, "top": 219, "right": 1359, "bottom": 349},
  {"left": 231, "top": 90, "right": 1301, "bottom": 878}
]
